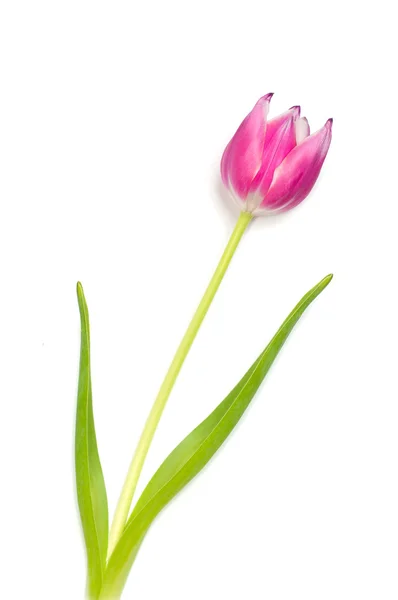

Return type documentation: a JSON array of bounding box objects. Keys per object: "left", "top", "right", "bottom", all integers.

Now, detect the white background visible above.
[{"left": 0, "top": 1, "right": 397, "bottom": 598}]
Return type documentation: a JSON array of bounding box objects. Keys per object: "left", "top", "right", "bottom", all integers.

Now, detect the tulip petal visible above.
[
  {"left": 295, "top": 117, "right": 310, "bottom": 144},
  {"left": 220, "top": 140, "right": 232, "bottom": 188},
  {"left": 259, "top": 118, "right": 332, "bottom": 213},
  {"left": 223, "top": 93, "right": 273, "bottom": 201},
  {"left": 265, "top": 105, "right": 300, "bottom": 141},
  {"left": 250, "top": 106, "right": 300, "bottom": 200}
]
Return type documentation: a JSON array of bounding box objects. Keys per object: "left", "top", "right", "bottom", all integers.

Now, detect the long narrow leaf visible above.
[
  {"left": 100, "top": 274, "right": 332, "bottom": 598},
  {"left": 76, "top": 283, "right": 109, "bottom": 599}
]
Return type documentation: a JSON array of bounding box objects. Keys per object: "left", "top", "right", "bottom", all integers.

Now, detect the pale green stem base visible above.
[{"left": 107, "top": 211, "right": 253, "bottom": 558}]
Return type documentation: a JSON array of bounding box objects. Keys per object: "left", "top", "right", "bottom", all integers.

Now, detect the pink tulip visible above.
[{"left": 221, "top": 94, "right": 332, "bottom": 215}]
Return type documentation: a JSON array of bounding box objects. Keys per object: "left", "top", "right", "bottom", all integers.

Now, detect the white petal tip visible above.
[{"left": 295, "top": 116, "right": 310, "bottom": 144}]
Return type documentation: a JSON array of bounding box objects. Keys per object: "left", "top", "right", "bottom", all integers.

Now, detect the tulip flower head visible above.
[{"left": 221, "top": 94, "right": 332, "bottom": 215}]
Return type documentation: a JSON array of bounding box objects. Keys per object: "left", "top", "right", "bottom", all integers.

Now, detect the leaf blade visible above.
[
  {"left": 100, "top": 274, "right": 332, "bottom": 598},
  {"left": 76, "top": 283, "right": 109, "bottom": 599}
]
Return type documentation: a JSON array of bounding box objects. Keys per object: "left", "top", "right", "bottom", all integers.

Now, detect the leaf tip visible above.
[
  {"left": 76, "top": 281, "right": 85, "bottom": 300},
  {"left": 76, "top": 283, "right": 88, "bottom": 319},
  {"left": 310, "top": 273, "right": 333, "bottom": 299}
]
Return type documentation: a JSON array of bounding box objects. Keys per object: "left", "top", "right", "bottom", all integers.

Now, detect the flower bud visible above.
[{"left": 221, "top": 94, "right": 332, "bottom": 215}]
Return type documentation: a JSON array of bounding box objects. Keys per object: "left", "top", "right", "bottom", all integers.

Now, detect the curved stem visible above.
[{"left": 107, "top": 211, "right": 253, "bottom": 558}]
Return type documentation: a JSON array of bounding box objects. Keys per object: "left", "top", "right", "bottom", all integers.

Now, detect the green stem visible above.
[{"left": 107, "top": 211, "right": 253, "bottom": 558}]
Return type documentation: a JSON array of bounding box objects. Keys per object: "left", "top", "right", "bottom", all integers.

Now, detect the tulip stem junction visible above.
[{"left": 107, "top": 210, "right": 253, "bottom": 558}]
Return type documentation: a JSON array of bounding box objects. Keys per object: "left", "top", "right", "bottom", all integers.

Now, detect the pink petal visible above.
[
  {"left": 295, "top": 117, "right": 310, "bottom": 144},
  {"left": 222, "top": 93, "right": 273, "bottom": 200},
  {"left": 260, "top": 118, "right": 333, "bottom": 213},
  {"left": 266, "top": 105, "right": 301, "bottom": 140},
  {"left": 250, "top": 105, "right": 301, "bottom": 199},
  {"left": 220, "top": 139, "right": 232, "bottom": 187}
]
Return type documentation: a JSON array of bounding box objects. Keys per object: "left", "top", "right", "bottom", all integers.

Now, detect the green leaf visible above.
[
  {"left": 76, "top": 283, "right": 109, "bottom": 599},
  {"left": 99, "top": 274, "right": 332, "bottom": 599}
]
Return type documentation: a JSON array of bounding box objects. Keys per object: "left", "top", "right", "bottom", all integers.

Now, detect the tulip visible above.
[
  {"left": 108, "top": 95, "right": 333, "bottom": 561},
  {"left": 221, "top": 93, "right": 332, "bottom": 215}
]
